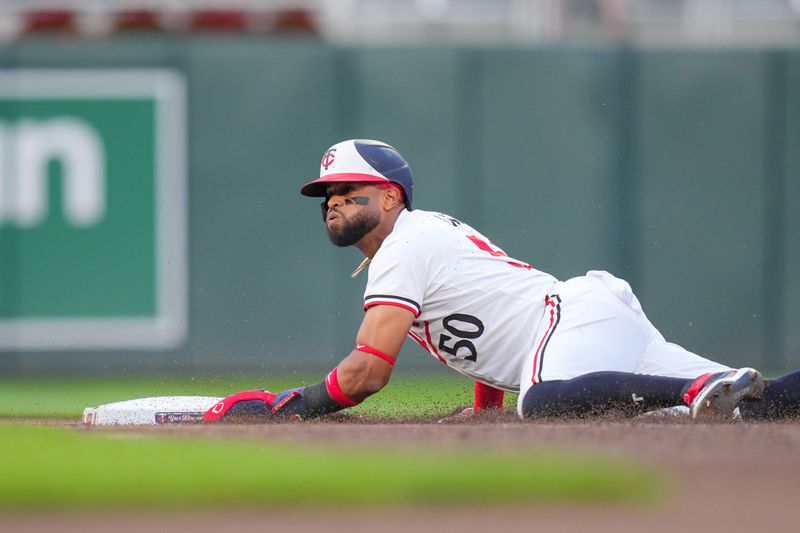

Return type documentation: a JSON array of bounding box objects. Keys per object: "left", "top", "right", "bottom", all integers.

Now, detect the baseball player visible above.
[{"left": 205, "top": 139, "right": 800, "bottom": 423}]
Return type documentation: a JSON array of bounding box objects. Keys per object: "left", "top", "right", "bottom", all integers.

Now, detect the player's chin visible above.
[
  {"left": 326, "top": 218, "right": 342, "bottom": 233},
  {"left": 328, "top": 225, "right": 364, "bottom": 247},
  {"left": 327, "top": 234, "right": 351, "bottom": 247},
  {"left": 326, "top": 226, "right": 347, "bottom": 246}
]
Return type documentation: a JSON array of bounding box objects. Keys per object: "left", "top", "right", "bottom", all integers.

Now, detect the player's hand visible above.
[{"left": 203, "top": 388, "right": 305, "bottom": 422}]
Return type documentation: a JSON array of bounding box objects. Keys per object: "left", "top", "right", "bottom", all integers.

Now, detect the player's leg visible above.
[
  {"left": 633, "top": 332, "right": 769, "bottom": 418},
  {"left": 519, "top": 371, "right": 692, "bottom": 418},
  {"left": 520, "top": 273, "right": 658, "bottom": 387},
  {"left": 738, "top": 369, "right": 800, "bottom": 420},
  {"left": 634, "top": 337, "right": 731, "bottom": 378},
  {"left": 517, "top": 271, "right": 759, "bottom": 419},
  {"left": 517, "top": 272, "right": 692, "bottom": 418},
  {"left": 519, "top": 368, "right": 767, "bottom": 419}
]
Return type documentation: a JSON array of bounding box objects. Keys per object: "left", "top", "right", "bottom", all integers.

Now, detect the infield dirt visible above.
[{"left": 6, "top": 414, "right": 800, "bottom": 532}]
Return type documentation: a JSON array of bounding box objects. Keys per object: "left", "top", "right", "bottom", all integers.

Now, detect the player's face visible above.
[{"left": 324, "top": 183, "right": 381, "bottom": 247}]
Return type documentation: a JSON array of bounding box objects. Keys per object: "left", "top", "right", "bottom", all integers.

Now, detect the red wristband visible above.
[
  {"left": 355, "top": 343, "right": 395, "bottom": 366},
  {"left": 325, "top": 367, "right": 360, "bottom": 407},
  {"left": 473, "top": 382, "right": 505, "bottom": 412}
]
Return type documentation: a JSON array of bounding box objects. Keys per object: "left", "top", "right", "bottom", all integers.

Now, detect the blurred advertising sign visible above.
[{"left": 0, "top": 70, "right": 187, "bottom": 350}]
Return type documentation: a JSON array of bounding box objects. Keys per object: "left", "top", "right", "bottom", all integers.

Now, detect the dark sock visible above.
[
  {"left": 520, "top": 371, "right": 691, "bottom": 419},
  {"left": 739, "top": 369, "right": 800, "bottom": 420}
]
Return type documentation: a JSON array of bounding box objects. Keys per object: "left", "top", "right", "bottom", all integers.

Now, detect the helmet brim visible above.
[{"left": 299, "top": 173, "right": 391, "bottom": 197}]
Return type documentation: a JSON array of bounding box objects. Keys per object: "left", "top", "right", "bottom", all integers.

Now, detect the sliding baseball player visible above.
[{"left": 205, "top": 139, "right": 800, "bottom": 422}]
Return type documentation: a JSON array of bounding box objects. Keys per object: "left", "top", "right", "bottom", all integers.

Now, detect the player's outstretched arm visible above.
[
  {"left": 335, "top": 304, "right": 414, "bottom": 402},
  {"left": 204, "top": 305, "right": 414, "bottom": 422}
]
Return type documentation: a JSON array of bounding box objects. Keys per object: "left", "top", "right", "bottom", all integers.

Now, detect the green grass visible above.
[
  {"left": 0, "top": 423, "right": 664, "bottom": 510},
  {"left": 0, "top": 377, "right": 667, "bottom": 510},
  {"left": 0, "top": 374, "right": 515, "bottom": 419}
]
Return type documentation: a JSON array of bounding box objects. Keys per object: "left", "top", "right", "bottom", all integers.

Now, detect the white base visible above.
[{"left": 82, "top": 396, "right": 222, "bottom": 426}]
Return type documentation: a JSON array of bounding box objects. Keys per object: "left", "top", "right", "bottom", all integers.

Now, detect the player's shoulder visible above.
[
  {"left": 371, "top": 209, "right": 457, "bottom": 262},
  {"left": 394, "top": 209, "right": 467, "bottom": 234}
]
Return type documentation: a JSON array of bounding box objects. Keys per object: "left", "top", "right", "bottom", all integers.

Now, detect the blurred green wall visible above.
[{"left": 1, "top": 38, "right": 797, "bottom": 375}]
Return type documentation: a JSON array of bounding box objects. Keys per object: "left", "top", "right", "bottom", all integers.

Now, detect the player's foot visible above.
[{"left": 685, "top": 368, "right": 766, "bottom": 420}]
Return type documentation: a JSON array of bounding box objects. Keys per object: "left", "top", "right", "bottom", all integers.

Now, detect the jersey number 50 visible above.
[{"left": 438, "top": 313, "right": 485, "bottom": 362}]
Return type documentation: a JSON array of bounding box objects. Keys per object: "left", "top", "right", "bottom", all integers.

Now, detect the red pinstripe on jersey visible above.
[
  {"left": 531, "top": 294, "right": 562, "bottom": 384},
  {"left": 407, "top": 330, "right": 428, "bottom": 350},
  {"left": 407, "top": 329, "right": 447, "bottom": 365},
  {"left": 424, "top": 320, "right": 448, "bottom": 365}
]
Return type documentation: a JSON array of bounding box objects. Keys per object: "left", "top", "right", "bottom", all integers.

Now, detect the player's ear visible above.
[{"left": 382, "top": 187, "right": 402, "bottom": 211}]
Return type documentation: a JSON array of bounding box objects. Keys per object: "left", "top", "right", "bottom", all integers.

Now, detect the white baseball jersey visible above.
[{"left": 364, "top": 209, "right": 558, "bottom": 391}]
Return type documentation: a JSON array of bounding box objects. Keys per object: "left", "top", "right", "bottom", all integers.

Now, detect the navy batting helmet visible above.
[{"left": 300, "top": 139, "right": 413, "bottom": 210}]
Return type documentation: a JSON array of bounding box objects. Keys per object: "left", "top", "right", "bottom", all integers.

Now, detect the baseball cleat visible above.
[{"left": 687, "top": 368, "right": 766, "bottom": 420}]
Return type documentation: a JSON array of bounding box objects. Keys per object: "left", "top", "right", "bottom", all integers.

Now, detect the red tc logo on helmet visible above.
[{"left": 321, "top": 148, "right": 336, "bottom": 170}]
